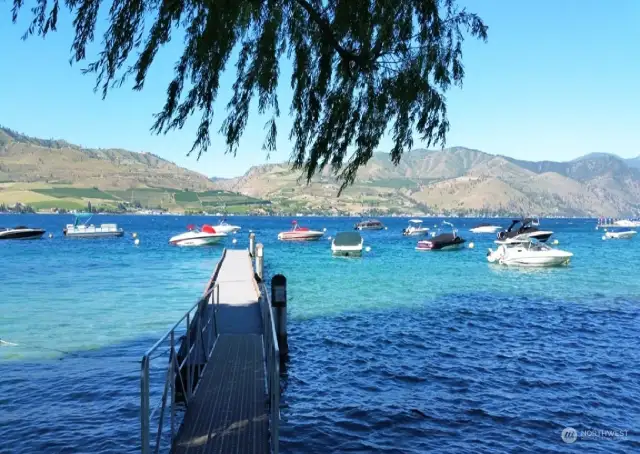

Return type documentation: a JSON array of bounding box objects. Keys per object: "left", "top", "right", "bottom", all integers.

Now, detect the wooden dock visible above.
[{"left": 173, "top": 249, "right": 270, "bottom": 454}]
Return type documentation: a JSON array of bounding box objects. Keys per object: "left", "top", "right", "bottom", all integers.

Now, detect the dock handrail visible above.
[
  {"left": 259, "top": 281, "right": 280, "bottom": 454},
  {"left": 140, "top": 281, "right": 220, "bottom": 454}
]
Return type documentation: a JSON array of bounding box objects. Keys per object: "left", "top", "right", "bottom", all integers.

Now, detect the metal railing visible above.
[
  {"left": 259, "top": 282, "right": 280, "bottom": 454},
  {"left": 140, "top": 282, "right": 220, "bottom": 454}
]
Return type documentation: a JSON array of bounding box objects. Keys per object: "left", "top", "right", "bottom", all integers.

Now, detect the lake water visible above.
[{"left": 1, "top": 214, "right": 639, "bottom": 453}]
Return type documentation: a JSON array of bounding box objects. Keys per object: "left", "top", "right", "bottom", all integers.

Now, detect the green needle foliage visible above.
[{"left": 11, "top": 0, "right": 487, "bottom": 193}]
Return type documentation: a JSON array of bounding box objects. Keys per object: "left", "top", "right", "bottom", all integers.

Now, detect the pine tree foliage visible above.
[{"left": 11, "top": 0, "right": 487, "bottom": 192}]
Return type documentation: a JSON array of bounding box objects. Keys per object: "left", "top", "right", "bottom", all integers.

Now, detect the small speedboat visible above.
[
  {"left": 278, "top": 221, "right": 324, "bottom": 241},
  {"left": 354, "top": 219, "right": 385, "bottom": 230},
  {"left": 604, "top": 230, "right": 637, "bottom": 240},
  {"left": 0, "top": 226, "right": 46, "bottom": 240},
  {"left": 416, "top": 221, "right": 466, "bottom": 251},
  {"left": 63, "top": 213, "right": 124, "bottom": 238},
  {"left": 169, "top": 224, "right": 227, "bottom": 246},
  {"left": 331, "top": 232, "right": 363, "bottom": 257},
  {"left": 402, "top": 219, "right": 429, "bottom": 236},
  {"left": 487, "top": 238, "right": 572, "bottom": 267},
  {"left": 470, "top": 223, "right": 502, "bottom": 234},
  {"left": 213, "top": 218, "right": 241, "bottom": 234},
  {"left": 497, "top": 218, "right": 553, "bottom": 243}
]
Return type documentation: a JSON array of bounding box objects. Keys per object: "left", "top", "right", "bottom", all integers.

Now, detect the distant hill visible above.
[
  {"left": 0, "top": 126, "right": 216, "bottom": 190},
  {"left": 211, "top": 147, "right": 640, "bottom": 217},
  {"left": 0, "top": 126, "right": 269, "bottom": 212}
]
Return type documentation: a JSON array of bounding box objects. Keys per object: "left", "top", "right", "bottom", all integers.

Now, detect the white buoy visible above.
[
  {"left": 552, "top": 239, "right": 559, "bottom": 245},
  {"left": 468, "top": 242, "right": 475, "bottom": 249},
  {"left": 48, "top": 233, "right": 53, "bottom": 239},
  {"left": 365, "top": 246, "right": 371, "bottom": 252},
  {"left": 232, "top": 238, "right": 238, "bottom": 244},
  {"left": 327, "top": 236, "right": 332, "bottom": 240},
  {"left": 602, "top": 235, "right": 607, "bottom": 241},
  {"left": 132, "top": 232, "right": 138, "bottom": 238},
  {"left": 134, "top": 238, "right": 140, "bottom": 246},
  {"left": 323, "top": 228, "right": 327, "bottom": 232},
  {"left": 384, "top": 227, "right": 388, "bottom": 230}
]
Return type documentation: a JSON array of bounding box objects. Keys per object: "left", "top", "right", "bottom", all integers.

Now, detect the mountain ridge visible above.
[{"left": 210, "top": 146, "right": 640, "bottom": 217}]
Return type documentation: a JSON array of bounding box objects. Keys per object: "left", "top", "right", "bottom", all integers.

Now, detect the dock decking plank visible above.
[{"left": 173, "top": 249, "right": 269, "bottom": 454}]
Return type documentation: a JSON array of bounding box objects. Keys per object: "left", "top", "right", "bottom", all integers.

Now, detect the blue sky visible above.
[{"left": 1, "top": 1, "right": 638, "bottom": 178}]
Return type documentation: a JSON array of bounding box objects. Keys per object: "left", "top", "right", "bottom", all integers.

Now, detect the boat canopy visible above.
[
  {"left": 73, "top": 212, "right": 93, "bottom": 226},
  {"left": 408, "top": 219, "right": 423, "bottom": 224},
  {"left": 333, "top": 232, "right": 362, "bottom": 246}
]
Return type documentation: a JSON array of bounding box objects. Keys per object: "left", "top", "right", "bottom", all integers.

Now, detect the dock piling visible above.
[
  {"left": 249, "top": 232, "right": 256, "bottom": 257},
  {"left": 256, "top": 243, "right": 264, "bottom": 280},
  {"left": 271, "top": 274, "right": 288, "bottom": 360}
]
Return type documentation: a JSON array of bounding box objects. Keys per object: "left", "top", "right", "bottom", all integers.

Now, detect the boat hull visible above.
[
  {"left": 169, "top": 233, "right": 226, "bottom": 246},
  {"left": 487, "top": 249, "right": 572, "bottom": 267},
  {"left": 214, "top": 225, "right": 241, "bottom": 234},
  {"left": 470, "top": 226, "right": 501, "bottom": 234},
  {"left": 605, "top": 231, "right": 637, "bottom": 239},
  {"left": 332, "top": 248, "right": 363, "bottom": 257},
  {"left": 63, "top": 230, "right": 124, "bottom": 238},
  {"left": 416, "top": 241, "right": 466, "bottom": 251},
  {"left": 403, "top": 228, "right": 429, "bottom": 236},
  {"left": 278, "top": 232, "right": 324, "bottom": 241},
  {"left": 0, "top": 229, "right": 46, "bottom": 240}
]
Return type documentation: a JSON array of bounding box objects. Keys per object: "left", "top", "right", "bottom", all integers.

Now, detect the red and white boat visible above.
[
  {"left": 169, "top": 224, "right": 227, "bottom": 246},
  {"left": 277, "top": 221, "right": 324, "bottom": 241}
]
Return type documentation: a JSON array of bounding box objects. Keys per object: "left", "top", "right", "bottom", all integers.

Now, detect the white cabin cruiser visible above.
[
  {"left": 331, "top": 232, "right": 363, "bottom": 257},
  {"left": 278, "top": 221, "right": 324, "bottom": 241},
  {"left": 487, "top": 238, "right": 572, "bottom": 267},
  {"left": 614, "top": 219, "right": 640, "bottom": 228},
  {"left": 63, "top": 214, "right": 124, "bottom": 238},
  {"left": 470, "top": 223, "right": 502, "bottom": 234},
  {"left": 603, "top": 230, "right": 637, "bottom": 240},
  {"left": 169, "top": 224, "right": 227, "bottom": 246},
  {"left": 213, "top": 219, "right": 241, "bottom": 234},
  {"left": 402, "top": 219, "right": 429, "bottom": 236},
  {"left": 0, "top": 226, "right": 46, "bottom": 240}
]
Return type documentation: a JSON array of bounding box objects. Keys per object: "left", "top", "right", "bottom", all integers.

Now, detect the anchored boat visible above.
[
  {"left": 402, "top": 219, "right": 429, "bottom": 236},
  {"left": 487, "top": 238, "right": 573, "bottom": 267},
  {"left": 0, "top": 226, "right": 46, "bottom": 240},
  {"left": 603, "top": 229, "right": 637, "bottom": 240},
  {"left": 470, "top": 223, "right": 502, "bottom": 234},
  {"left": 354, "top": 219, "right": 385, "bottom": 231},
  {"left": 497, "top": 218, "right": 553, "bottom": 243},
  {"left": 169, "top": 224, "right": 227, "bottom": 246},
  {"left": 331, "top": 232, "right": 364, "bottom": 257},
  {"left": 63, "top": 213, "right": 124, "bottom": 238},
  {"left": 277, "top": 221, "right": 324, "bottom": 241},
  {"left": 213, "top": 218, "right": 241, "bottom": 234},
  {"left": 416, "top": 221, "right": 466, "bottom": 251}
]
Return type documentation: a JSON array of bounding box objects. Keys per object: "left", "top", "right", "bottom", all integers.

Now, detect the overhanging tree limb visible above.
[{"left": 9, "top": 0, "right": 488, "bottom": 194}]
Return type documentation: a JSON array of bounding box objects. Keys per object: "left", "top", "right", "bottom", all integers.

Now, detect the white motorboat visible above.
[
  {"left": 402, "top": 219, "right": 429, "bottom": 236},
  {"left": 331, "top": 232, "right": 363, "bottom": 257},
  {"left": 614, "top": 219, "right": 640, "bottom": 228},
  {"left": 278, "top": 221, "right": 324, "bottom": 241},
  {"left": 63, "top": 214, "right": 124, "bottom": 238},
  {"left": 213, "top": 219, "right": 241, "bottom": 234},
  {"left": 487, "top": 238, "right": 572, "bottom": 267},
  {"left": 169, "top": 224, "right": 227, "bottom": 246},
  {"left": 0, "top": 226, "right": 46, "bottom": 240},
  {"left": 604, "top": 230, "right": 637, "bottom": 240},
  {"left": 470, "top": 223, "right": 502, "bottom": 234}
]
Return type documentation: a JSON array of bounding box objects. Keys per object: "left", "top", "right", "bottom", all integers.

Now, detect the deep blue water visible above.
[{"left": 1, "top": 214, "right": 639, "bottom": 453}]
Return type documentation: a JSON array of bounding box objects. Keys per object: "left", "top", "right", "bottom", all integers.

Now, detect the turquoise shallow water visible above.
[{"left": 1, "top": 214, "right": 639, "bottom": 453}]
